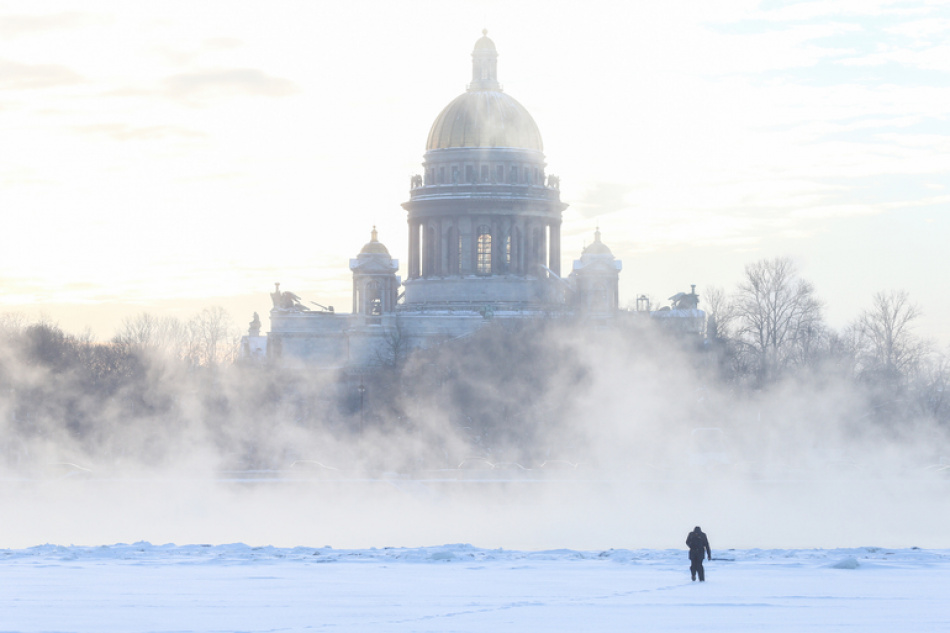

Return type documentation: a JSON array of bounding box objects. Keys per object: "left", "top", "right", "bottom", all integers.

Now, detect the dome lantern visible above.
[{"left": 469, "top": 29, "right": 500, "bottom": 92}]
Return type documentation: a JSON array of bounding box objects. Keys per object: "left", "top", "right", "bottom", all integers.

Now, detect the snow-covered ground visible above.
[{"left": 2, "top": 543, "right": 948, "bottom": 632}]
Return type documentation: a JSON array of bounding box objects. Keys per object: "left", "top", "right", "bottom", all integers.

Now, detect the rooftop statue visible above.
[
  {"left": 669, "top": 285, "right": 700, "bottom": 311},
  {"left": 270, "top": 283, "right": 310, "bottom": 312}
]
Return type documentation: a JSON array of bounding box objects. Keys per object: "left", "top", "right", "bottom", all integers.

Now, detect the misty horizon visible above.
[{"left": 2, "top": 299, "right": 947, "bottom": 550}]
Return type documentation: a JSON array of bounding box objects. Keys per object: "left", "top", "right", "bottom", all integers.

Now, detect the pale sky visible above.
[{"left": 1, "top": 0, "right": 948, "bottom": 343}]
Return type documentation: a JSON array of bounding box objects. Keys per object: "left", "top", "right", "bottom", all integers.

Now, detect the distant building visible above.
[
  {"left": 651, "top": 285, "right": 707, "bottom": 337},
  {"left": 249, "top": 32, "right": 702, "bottom": 367}
]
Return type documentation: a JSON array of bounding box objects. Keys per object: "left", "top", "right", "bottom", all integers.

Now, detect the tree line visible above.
[
  {"left": 702, "top": 256, "right": 948, "bottom": 427},
  {"left": 0, "top": 257, "right": 947, "bottom": 472},
  {"left": 0, "top": 307, "right": 257, "bottom": 470}
]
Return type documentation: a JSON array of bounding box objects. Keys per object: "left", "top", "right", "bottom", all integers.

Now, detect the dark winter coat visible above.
[{"left": 686, "top": 530, "right": 711, "bottom": 561}]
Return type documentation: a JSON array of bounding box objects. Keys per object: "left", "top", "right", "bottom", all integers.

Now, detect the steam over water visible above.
[{"left": 1, "top": 319, "right": 947, "bottom": 550}]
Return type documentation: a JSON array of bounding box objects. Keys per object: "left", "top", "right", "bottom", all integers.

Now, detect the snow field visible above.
[{"left": 1, "top": 544, "right": 947, "bottom": 633}]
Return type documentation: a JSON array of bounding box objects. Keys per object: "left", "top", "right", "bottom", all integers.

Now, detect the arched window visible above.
[
  {"left": 365, "top": 281, "right": 381, "bottom": 315},
  {"left": 511, "top": 226, "right": 521, "bottom": 274},
  {"left": 476, "top": 226, "right": 492, "bottom": 275},
  {"left": 505, "top": 235, "right": 511, "bottom": 269}
]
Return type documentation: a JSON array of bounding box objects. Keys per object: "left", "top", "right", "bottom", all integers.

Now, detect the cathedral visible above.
[{"left": 244, "top": 31, "right": 633, "bottom": 367}]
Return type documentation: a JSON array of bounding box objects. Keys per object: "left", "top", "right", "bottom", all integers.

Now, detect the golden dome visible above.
[
  {"left": 425, "top": 31, "right": 543, "bottom": 152},
  {"left": 582, "top": 228, "right": 614, "bottom": 257},
  {"left": 359, "top": 226, "right": 391, "bottom": 256},
  {"left": 426, "top": 91, "right": 543, "bottom": 151}
]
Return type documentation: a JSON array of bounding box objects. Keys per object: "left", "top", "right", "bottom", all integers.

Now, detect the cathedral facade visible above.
[{"left": 247, "top": 32, "right": 624, "bottom": 367}]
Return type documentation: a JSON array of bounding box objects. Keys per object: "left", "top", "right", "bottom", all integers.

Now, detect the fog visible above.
[{"left": 1, "top": 317, "right": 947, "bottom": 551}]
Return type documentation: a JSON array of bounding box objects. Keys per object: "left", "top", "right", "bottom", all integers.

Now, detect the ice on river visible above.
[{"left": 1, "top": 543, "right": 947, "bottom": 632}]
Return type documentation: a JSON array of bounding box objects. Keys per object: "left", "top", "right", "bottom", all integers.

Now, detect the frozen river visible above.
[{"left": 2, "top": 543, "right": 947, "bottom": 632}]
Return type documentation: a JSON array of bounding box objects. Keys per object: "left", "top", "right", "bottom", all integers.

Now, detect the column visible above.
[
  {"left": 549, "top": 221, "right": 561, "bottom": 276},
  {"left": 408, "top": 220, "right": 420, "bottom": 279},
  {"left": 541, "top": 225, "right": 548, "bottom": 272},
  {"left": 434, "top": 218, "right": 443, "bottom": 276}
]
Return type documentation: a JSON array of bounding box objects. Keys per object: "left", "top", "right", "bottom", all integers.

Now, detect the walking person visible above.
[{"left": 686, "top": 526, "right": 711, "bottom": 581}]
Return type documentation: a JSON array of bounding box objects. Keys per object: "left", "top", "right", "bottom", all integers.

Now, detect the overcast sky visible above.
[{"left": 1, "top": 0, "right": 948, "bottom": 343}]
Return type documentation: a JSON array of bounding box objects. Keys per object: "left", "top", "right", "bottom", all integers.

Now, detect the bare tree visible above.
[
  {"left": 113, "top": 313, "right": 187, "bottom": 360},
  {"left": 732, "top": 257, "right": 823, "bottom": 382},
  {"left": 823, "top": 324, "right": 861, "bottom": 380},
  {"left": 376, "top": 314, "right": 410, "bottom": 368},
  {"left": 0, "top": 312, "right": 28, "bottom": 337},
  {"left": 854, "top": 290, "right": 927, "bottom": 382},
  {"left": 702, "top": 285, "right": 735, "bottom": 340},
  {"left": 186, "top": 306, "right": 239, "bottom": 367}
]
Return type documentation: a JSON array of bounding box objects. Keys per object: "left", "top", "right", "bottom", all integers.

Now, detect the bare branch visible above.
[{"left": 732, "top": 257, "right": 824, "bottom": 382}]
